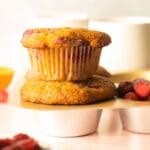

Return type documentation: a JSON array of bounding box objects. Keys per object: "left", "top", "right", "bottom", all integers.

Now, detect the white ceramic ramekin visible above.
[
  {"left": 120, "top": 107, "right": 150, "bottom": 134},
  {"left": 34, "top": 109, "right": 101, "bottom": 137}
]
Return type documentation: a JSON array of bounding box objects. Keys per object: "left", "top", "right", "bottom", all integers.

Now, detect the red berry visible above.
[
  {"left": 133, "top": 78, "right": 150, "bottom": 99},
  {"left": 13, "top": 133, "right": 30, "bottom": 141},
  {"left": 24, "top": 29, "right": 34, "bottom": 35},
  {"left": 0, "top": 138, "right": 13, "bottom": 148},
  {"left": 21, "top": 138, "right": 41, "bottom": 150},
  {"left": 1, "top": 144, "right": 23, "bottom": 150},
  {"left": 0, "top": 134, "right": 41, "bottom": 150},
  {"left": 117, "top": 81, "right": 133, "bottom": 97},
  {"left": 123, "top": 92, "right": 139, "bottom": 100},
  {"left": 2, "top": 139, "right": 41, "bottom": 150},
  {"left": 0, "top": 90, "right": 8, "bottom": 103}
]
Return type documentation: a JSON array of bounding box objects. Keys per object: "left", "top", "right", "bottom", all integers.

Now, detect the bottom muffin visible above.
[{"left": 20, "top": 75, "right": 116, "bottom": 105}]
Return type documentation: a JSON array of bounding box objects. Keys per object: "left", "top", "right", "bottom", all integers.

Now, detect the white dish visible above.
[
  {"left": 120, "top": 108, "right": 150, "bottom": 134},
  {"left": 34, "top": 109, "right": 101, "bottom": 137},
  {"left": 114, "top": 70, "right": 150, "bottom": 134}
]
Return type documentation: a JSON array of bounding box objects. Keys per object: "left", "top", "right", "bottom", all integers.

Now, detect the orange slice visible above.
[{"left": 0, "top": 66, "right": 14, "bottom": 90}]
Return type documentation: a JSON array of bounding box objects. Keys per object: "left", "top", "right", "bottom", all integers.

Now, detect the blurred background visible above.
[
  {"left": 0, "top": 0, "right": 150, "bottom": 71},
  {"left": 0, "top": 0, "right": 150, "bottom": 143}
]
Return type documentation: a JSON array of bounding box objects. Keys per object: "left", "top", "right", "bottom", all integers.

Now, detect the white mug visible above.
[
  {"left": 27, "top": 13, "right": 88, "bottom": 28},
  {"left": 89, "top": 17, "right": 150, "bottom": 71}
]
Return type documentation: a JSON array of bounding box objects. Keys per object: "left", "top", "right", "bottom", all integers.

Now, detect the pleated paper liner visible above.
[
  {"left": 8, "top": 69, "right": 150, "bottom": 111},
  {"left": 28, "top": 46, "right": 101, "bottom": 81}
]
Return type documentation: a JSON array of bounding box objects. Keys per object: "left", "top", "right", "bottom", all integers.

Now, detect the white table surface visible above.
[{"left": 1, "top": 105, "right": 150, "bottom": 150}]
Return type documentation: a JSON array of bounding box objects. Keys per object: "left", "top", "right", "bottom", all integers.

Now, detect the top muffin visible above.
[{"left": 21, "top": 27, "right": 111, "bottom": 49}]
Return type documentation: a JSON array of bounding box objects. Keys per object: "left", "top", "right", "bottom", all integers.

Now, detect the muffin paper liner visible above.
[{"left": 28, "top": 46, "right": 101, "bottom": 81}]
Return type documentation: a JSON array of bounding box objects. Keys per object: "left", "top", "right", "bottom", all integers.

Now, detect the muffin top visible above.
[
  {"left": 20, "top": 75, "right": 116, "bottom": 105},
  {"left": 21, "top": 27, "right": 111, "bottom": 49}
]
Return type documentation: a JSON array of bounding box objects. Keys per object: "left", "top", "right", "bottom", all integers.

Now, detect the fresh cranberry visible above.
[
  {"left": 53, "top": 36, "right": 68, "bottom": 44},
  {"left": 13, "top": 133, "right": 30, "bottom": 141},
  {"left": 117, "top": 81, "right": 133, "bottom": 97},
  {"left": 0, "top": 138, "right": 13, "bottom": 148},
  {"left": 133, "top": 78, "right": 150, "bottom": 99},
  {"left": 0, "top": 133, "right": 42, "bottom": 150},
  {"left": 21, "top": 138, "right": 41, "bottom": 150},
  {"left": 123, "top": 92, "right": 139, "bottom": 100},
  {"left": 24, "top": 29, "right": 34, "bottom": 35},
  {"left": 0, "top": 90, "right": 8, "bottom": 103},
  {"left": 1, "top": 144, "right": 23, "bottom": 150}
]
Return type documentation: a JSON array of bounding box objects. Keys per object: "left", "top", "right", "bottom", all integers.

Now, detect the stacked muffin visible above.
[{"left": 20, "top": 27, "right": 116, "bottom": 105}]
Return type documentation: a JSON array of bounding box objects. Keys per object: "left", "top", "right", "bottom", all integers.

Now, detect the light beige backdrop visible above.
[{"left": 0, "top": 0, "right": 149, "bottom": 68}]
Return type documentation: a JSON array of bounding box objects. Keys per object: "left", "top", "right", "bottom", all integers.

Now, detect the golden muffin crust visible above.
[
  {"left": 20, "top": 75, "right": 116, "bottom": 105},
  {"left": 21, "top": 27, "right": 111, "bottom": 49}
]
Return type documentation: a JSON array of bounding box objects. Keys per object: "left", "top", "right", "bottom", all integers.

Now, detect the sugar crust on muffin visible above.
[
  {"left": 20, "top": 75, "right": 116, "bottom": 105},
  {"left": 21, "top": 27, "right": 111, "bottom": 49}
]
